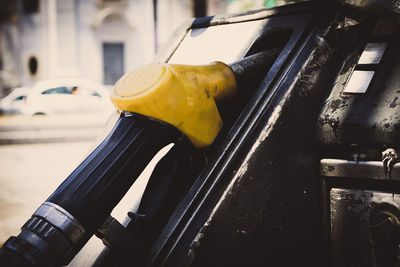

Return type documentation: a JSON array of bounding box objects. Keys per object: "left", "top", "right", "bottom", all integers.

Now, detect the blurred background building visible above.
[{"left": 0, "top": 0, "right": 287, "bottom": 97}]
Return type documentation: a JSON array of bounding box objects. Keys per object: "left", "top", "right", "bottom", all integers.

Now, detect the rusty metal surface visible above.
[
  {"left": 317, "top": 21, "right": 400, "bottom": 156},
  {"left": 320, "top": 158, "right": 400, "bottom": 180},
  {"left": 337, "top": 0, "right": 400, "bottom": 19},
  {"left": 330, "top": 188, "right": 400, "bottom": 266},
  {"left": 147, "top": 8, "right": 382, "bottom": 267}
]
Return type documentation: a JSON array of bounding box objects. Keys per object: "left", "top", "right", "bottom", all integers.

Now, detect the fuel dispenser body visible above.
[{"left": 2, "top": 1, "right": 400, "bottom": 266}]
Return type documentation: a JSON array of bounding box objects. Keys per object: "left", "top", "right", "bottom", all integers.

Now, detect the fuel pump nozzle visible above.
[
  {"left": 0, "top": 50, "right": 278, "bottom": 266},
  {"left": 111, "top": 60, "right": 237, "bottom": 148}
]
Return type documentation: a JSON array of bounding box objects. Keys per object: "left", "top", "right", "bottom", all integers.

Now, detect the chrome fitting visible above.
[
  {"left": 34, "top": 202, "right": 86, "bottom": 245},
  {"left": 3, "top": 202, "right": 86, "bottom": 266}
]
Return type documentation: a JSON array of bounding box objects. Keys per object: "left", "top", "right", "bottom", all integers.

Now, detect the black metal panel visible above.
[
  {"left": 317, "top": 18, "right": 400, "bottom": 267},
  {"left": 330, "top": 189, "right": 400, "bottom": 267},
  {"left": 145, "top": 4, "right": 382, "bottom": 267},
  {"left": 154, "top": 8, "right": 382, "bottom": 266},
  {"left": 317, "top": 24, "right": 400, "bottom": 156},
  {"left": 336, "top": 0, "right": 400, "bottom": 19}
]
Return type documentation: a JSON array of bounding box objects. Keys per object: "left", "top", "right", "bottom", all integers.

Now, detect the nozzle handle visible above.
[{"left": 47, "top": 113, "right": 182, "bottom": 232}]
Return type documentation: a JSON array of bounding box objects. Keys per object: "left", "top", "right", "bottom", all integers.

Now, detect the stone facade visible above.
[{"left": 0, "top": 0, "right": 196, "bottom": 96}]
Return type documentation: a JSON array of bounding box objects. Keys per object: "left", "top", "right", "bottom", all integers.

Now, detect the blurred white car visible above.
[
  {"left": 0, "top": 87, "right": 30, "bottom": 115},
  {"left": 22, "top": 79, "right": 114, "bottom": 116}
]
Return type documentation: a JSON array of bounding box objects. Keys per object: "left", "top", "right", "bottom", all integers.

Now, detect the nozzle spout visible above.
[{"left": 229, "top": 49, "right": 281, "bottom": 86}]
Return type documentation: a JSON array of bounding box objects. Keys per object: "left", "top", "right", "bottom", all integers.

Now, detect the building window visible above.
[
  {"left": 96, "top": 0, "right": 128, "bottom": 8},
  {"left": 103, "top": 43, "right": 124, "bottom": 85},
  {"left": 28, "top": 56, "right": 38, "bottom": 76},
  {"left": 22, "top": 0, "right": 39, "bottom": 14}
]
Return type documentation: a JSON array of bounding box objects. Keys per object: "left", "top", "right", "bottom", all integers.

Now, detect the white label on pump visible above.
[
  {"left": 343, "top": 70, "right": 375, "bottom": 94},
  {"left": 358, "top": 43, "right": 387, "bottom": 64}
]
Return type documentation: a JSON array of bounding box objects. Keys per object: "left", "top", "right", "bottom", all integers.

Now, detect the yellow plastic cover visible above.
[{"left": 111, "top": 62, "right": 237, "bottom": 148}]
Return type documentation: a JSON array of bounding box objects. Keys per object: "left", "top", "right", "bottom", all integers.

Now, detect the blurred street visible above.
[
  {"left": 0, "top": 140, "right": 94, "bottom": 244},
  {"left": 0, "top": 113, "right": 111, "bottom": 144},
  {"left": 0, "top": 113, "right": 112, "bottom": 244}
]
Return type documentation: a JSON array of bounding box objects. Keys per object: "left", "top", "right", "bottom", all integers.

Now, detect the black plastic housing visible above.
[{"left": 47, "top": 113, "right": 182, "bottom": 233}]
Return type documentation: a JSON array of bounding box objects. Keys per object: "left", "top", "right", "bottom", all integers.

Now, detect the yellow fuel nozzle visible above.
[{"left": 110, "top": 61, "right": 237, "bottom": 148}]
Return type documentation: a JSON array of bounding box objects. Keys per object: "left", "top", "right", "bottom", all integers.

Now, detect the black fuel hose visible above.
[{"left": 230, "top": 49, "right": 280, "bottom": 85}]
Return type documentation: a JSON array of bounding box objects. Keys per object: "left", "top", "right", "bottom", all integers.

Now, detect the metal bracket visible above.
[
  {"left": 321, "top": 158, "right": 400, "bottom": 180},
  {"left": 96, "top": 216, "right": 144, "bottom": 256}
]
